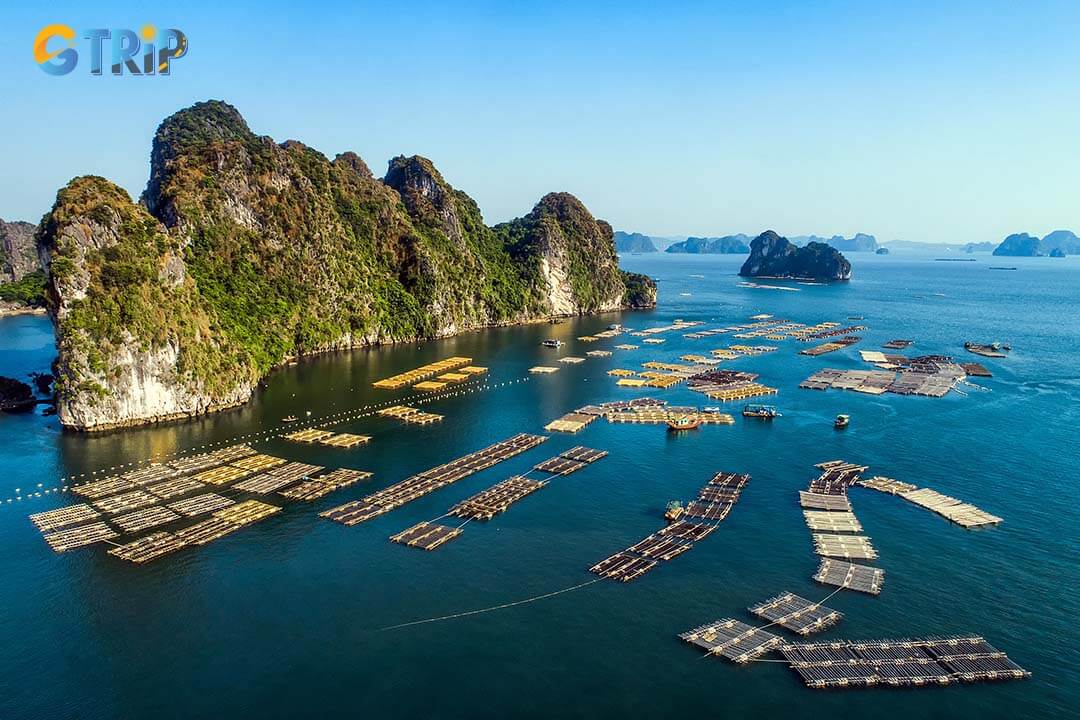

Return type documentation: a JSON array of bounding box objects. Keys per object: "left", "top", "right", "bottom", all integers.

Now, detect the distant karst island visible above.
[
  {"left": 613, "top": 231, "right": 658, "bottom": 253},
  {"left": 0, "top": 219, "right": 45, "bottom": 315},
  {"left": 739, "top": 231, "right": 851, "bottom": 281},
  {"left": 35, "top": 100, "right": 656, "bottom": 431},
  {"left": 993, "top": 230, "right": 1079, "bottom": 257}
]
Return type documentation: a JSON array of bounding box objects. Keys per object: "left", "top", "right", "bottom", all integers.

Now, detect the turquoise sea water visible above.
[{"left": 0, "top": 253, "right": 1077, "bottom": 719}]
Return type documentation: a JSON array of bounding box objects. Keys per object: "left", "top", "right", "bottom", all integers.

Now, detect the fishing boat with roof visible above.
[
  {"left": 742, "top": 404, "right": 780, "bottom": 419},
  {"left": 667, "top": 415, "right": 701, "bottom": 431}
]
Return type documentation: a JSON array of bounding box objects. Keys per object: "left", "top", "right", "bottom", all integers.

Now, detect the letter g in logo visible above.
[{"left": 34, "top": 24, "right": 78, "bottom": 75}]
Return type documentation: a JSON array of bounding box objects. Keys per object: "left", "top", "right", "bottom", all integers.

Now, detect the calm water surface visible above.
[{"left": 0, "top": 253, "right": 1076, "bottom": 719}]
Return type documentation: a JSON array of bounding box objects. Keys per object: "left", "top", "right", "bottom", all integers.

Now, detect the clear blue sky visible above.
[{"left": 2, "top": 1, "right": 1078, "bottom": 243}]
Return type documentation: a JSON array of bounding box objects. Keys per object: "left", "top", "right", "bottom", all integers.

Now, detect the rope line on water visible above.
[
  {"left": 4, "top": 375, "right": 535, "bottom": 507},
  {"left": 379, "top": 578, "right": 602, "bottom": 631}
]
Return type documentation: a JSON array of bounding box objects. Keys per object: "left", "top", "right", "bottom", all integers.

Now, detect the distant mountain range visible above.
[
  {"left": 615, "top": 229, "right": 1080, "bottom": 257},
  {"left": 993, "top": 230, "right": 1080, "bottom": 257}
]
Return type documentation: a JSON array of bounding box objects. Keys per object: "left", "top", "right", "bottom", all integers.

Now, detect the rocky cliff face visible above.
[
  {"left": 0, "top": 219, "right": 38, "bottom": 282},
  {"left": 739, "top": 230, "right": 851, "bottom": 280},
  {"left": 38, "top": 100, "right": 652, "bottom": 430}
]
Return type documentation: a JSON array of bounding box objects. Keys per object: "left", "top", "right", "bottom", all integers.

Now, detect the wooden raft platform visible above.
[
  {"left": 449, "top": 476, "right": 547, "bottom": 520},
  {"left": 804, "top": 510, "right": 863, "bottom": 533},
  {"left": 858, "top": 477, "right": 1002, "bottom": 527},
  {"left": 319, "top": 433, "right": 371, "bottom": 449},
  {"left": 372, "top": 356, "right": 472, "bottom": 389},
  {"left": 591, "top": 471, "right": 747, "bottom": 582},
  {"left": 320, "top": 433, "right": 547, "bottom": 526},
  {"left": 174, "top": 517, "right": 240, "bottom": 546},
  {"left": 679, "top": 619, "right": 783, "bottom": 663},
  {"left": 390, "top": 522, "right": 463, "bottom": 550},
  {"left": 813, "top": 559, "right": 884, "bottom": 595},
  {"left": 278, "top": 468, "right": 371, "bottom": 502},
  {"left": 813, "top": 533, "right": 878, "bottom": 560},
  {"left": 544, "top": 412, "right": 598, "bottom": 433},
  {"left": 799, "top": 491, "right": 852, "bottom": 511},
  {"left": 108, "top": 531, "right": 188, "bottom": 564},
  {"left": 779, "top": 635, "right": 1029, "bottom": 689},
  {"left": 283, "top": 428, "right": 334, "bottom": 443},
  {"left": 168, "top": 493, "right": 234, "bottom": 517},
  {"left": 748, "top": 592, "right": 842, "bottom": 635},
  {"left": 30, "top": 503, "right": 101, "bottom": 532},
  {"left": 113, "top": 506, "right": 182, "bottom": 534},
  {"left": 42, "top": 522, "right": 118, "bottom": 553}
]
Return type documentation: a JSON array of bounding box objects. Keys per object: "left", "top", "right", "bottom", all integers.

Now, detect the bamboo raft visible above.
[
  {"left": 192, "top": 465, "right": 252, "bottom": 486},
  {"left": 449, "top": 476, "right": 547, "bottom": 520},
  {"left": 372, "top": 356, "right": 472, "bottom": 389},
  {"left": 605, "top": 407, "right": 735, "bottom": 425},
  {"left": 30, "top": 504, "right": 101, "bottom": 532},
  {"left": 42, "top": 521, "right": 118, "bottom": 553},
  {"left": 319, "top": 433, "right": 371, "bottom": 449},
  {"left": 413, "top": 380, "right": 447, "bottom": 391},
  {"left": 800, "top": 336, "right": 861, "bottom": 356},
  {"left": 616, "top": 378, "right": 648, "bottom": 387},
  {"left": 169, "top": 493, "right": 234, "bottom": 517},
  {"left": 804, "top": 510, "right": 863, "bottom": 533},
  {"left": 799, "top": 491, "right": 851, "bottom": 511},
  {"left": 748, "top": 592, "right": 842, "bottom": 635},
  {"left": 898, "top": 488, "right": 1003, "bottom": 528},
  {"left": 93, "top": 490, "right": 159, "bottom": 515},
  {"left": 813, "top": 558, "right": 885, "bottom": 595},
  {"left": 278, "top": 468, "right": 370, "bottom": 501},
  {"left": 591, "top": 471, "right": 748, "bottom": 582},
  {"left": 145, "top": 477, "right": 205, "bottom": 500},
  {"left": 113, "top": 506, "right": 182, "bottom": 534},
  {"left": 808, "top": 462, "right": 868, "bottom": 495},
  {"left": 174, "top": 517, "right": 241, "bottom": 546},
  {"left": 859, "top": 476, "right": 917, "bottom": 494},
  {"left": 642, "top": 338, "right": 665, "bottom": 345},
  {"left": 390, "top": 522, "right": 463, "bottom": 550},
  {"left": 213, "top": 499, "right": 282, "bottom": 526},
  {"left": 108, "top": 531, "right": 188, "bottom": 564},
  {"left": 679, "top": 619, "right": 783, "bottom": 663},
  {"left": 812, "top": 533, "right": 878, "bottom": 560},
  {"left": 459, "top": 366, "right": 488, "bottom": 375},
  {"left": 558, "top": 356, "right": 586, "bottom": 364},
  {"left": 858, "top": 477, "right": 1002, "bottom": 527},
  {"left": 614, "top": 344, "right": 638, "bottom": 350},
  {"left": 779, "top": 635, "right": 1029, "bottom": 688},
  {"left": 321, "top": 433, "right": 547, "bottom": 526},
  {"left": 378, "top": 405, "right": 444, "bottom": 424},
  {"left": 528, "top": 366, "right": 559, "bottom": 374},
  {"left": 436, "top": 372, "right": 470, "bottom": 383},
  {"left": 544, "top": 412, "right": 598, "bottom": 433},
  {"left": 586, "top": 350, "right": 612, "bottom": 358},
  {"left": 283, "top": 428, "right": 335, "bottom": 443}
]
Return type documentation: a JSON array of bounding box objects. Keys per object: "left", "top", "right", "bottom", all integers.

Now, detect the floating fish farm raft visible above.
[
  {"left": 883, "top": 339, "right": 913, "bottom": 349},
  {"left": 372, "top": 356, "right": 472, "bottom": 389},
  {"left": 377, "top": 405, "right": 444, "bottom": 425},
  {"left": 29, "top": 440, "right": 374, "bottom": 561},
  {"left": 799, "top": 336, "right": 861, "bottom": 356},
  {"left": 802, "top": 353, "right": 977, "bottom": 397},
  {"left": 748, "top": 592, "right": 842, "bottom": 635},
  {"left": 813, "top": 558, "right": 884, "bottom": 595},
  {"left": 391, "top": 446, "right": 607, "bottom": 550},
  {"left": 857, "top": 476, "right": 1002, "bottom": 527},
  {"left": 679, "top": 619, "right": 783, "bottom": 663},
  {"left": 798, "top": 491, "right": 851, "bottom": 511},
  {"left": 590, "top": 471, "right": 748, "bottom": 582},
  {"left": 604, "top": 405, "right": 735, "bottom": 426},
  {"left": 779, "top": 636, "right": 1029, "bottom": 689},
  {"left": 544, "top": 411, "right": 599, "bottom": 433},
  {"left": 529, "top": 365, "right": 559, "bottom": 374},
  {"left": 686, "top": 369, "right": 778, "bottom": 402},
  {"left": 390, "top": 522, "right": 463, "bottom": 550},
  {"left": 449, "top": 476, "right": 547, "bottom": 521},
  {"left": 321, "top": 433, "right": 547, "bottom": 526}
]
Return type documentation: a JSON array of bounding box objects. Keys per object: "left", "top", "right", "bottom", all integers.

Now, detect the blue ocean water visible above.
[{"left": 0, "top": 253, "right": 1076, "bottom": 719}]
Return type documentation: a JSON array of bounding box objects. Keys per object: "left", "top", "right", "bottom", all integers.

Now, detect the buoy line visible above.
[{"left": 4, "top": 374, "right": 535, "bottom": 507}]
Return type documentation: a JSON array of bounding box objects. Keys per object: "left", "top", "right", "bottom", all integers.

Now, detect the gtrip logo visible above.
[{"left": 34, "top": 24, "right": 188, "bottom": 76}]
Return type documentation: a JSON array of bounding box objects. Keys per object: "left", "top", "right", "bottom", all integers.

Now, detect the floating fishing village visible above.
[{"left": 12, "top": 301, "right": 1032, "bottom": 697}]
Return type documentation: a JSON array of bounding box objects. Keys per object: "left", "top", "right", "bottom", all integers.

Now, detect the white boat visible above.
[{"left": 542, "top": 339, "right": 563, "bottom": 348}]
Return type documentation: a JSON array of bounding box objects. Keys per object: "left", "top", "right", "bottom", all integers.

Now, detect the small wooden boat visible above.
[
  {"left": 834, "top": 414, "right": 850, "bottom": 429},
  {"left": 667, "top": 415, "right": 701, "bottom": 431},
  {"left": 743, "top": 404, "right": 780, "bottom": 419},
  {"left": 665, "top": 501, "right": 684, "bottom": 523},
  {"left": 281, "top": 415, "right": 299, "bottom": 423}
]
